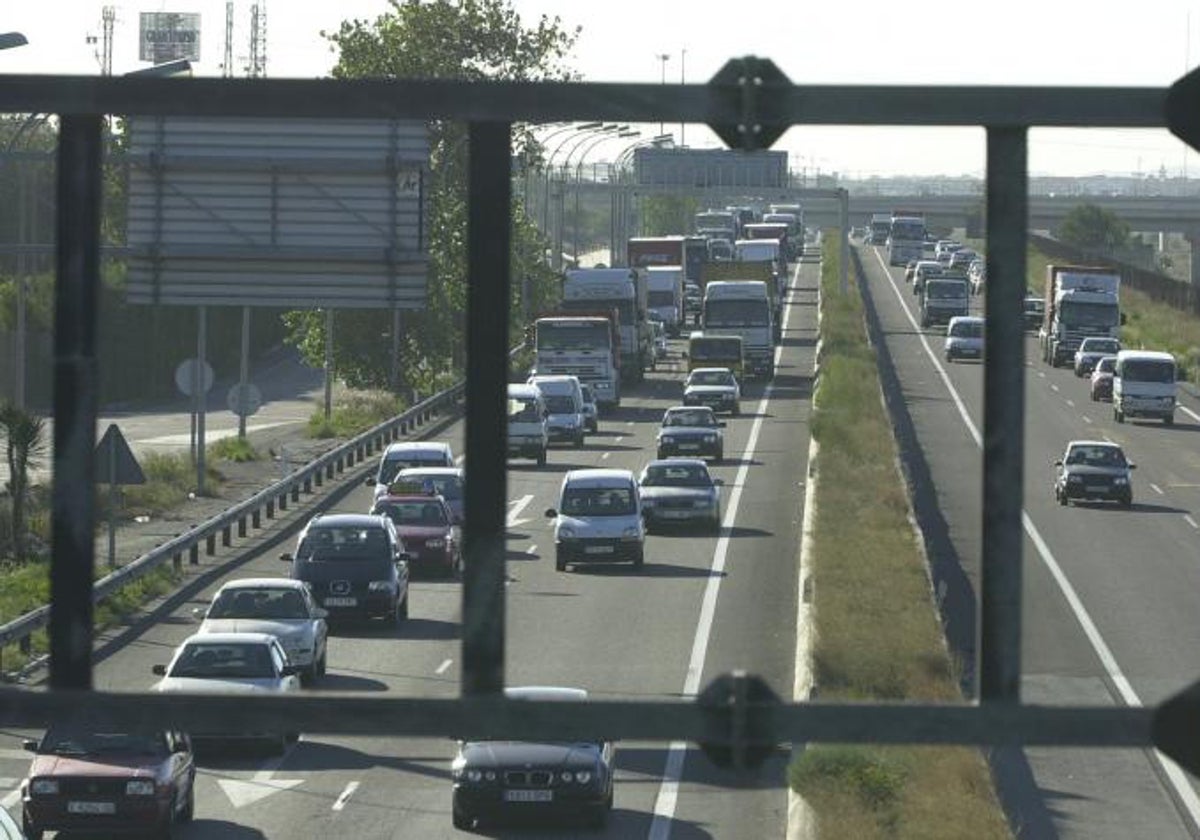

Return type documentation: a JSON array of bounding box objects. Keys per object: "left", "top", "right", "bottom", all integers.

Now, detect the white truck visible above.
[
  {"left": 561, "top": 268, "right": 652, "bottom": 384},
  {"left": 1113, "top": 349, "right": 1177, "bottom": 425},
  {"left": 645, "top": 265, "right": 685, "bottom": 337},
  {"left": 702, "top": 280, "right": 775, "bottom": 379},
  {"left": 532, "top": 314, "right": 621, "bottom": 410},
  {"left": 1039, "top": 265, "right": 1123, "bottom": 368}
]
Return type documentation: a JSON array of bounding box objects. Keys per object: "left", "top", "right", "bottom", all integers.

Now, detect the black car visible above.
[
  {"left": 1053, "top": 440, "right": 1136, "bottom": 507},
  {"left": 281, "top": 513, "right": 411, "bottom": 625},
  {"left": 451, "top": 687, "right": 615, "bottom": 830},
  {"left": 1023, "top": 296, "right": 1045, "bottom": 331},
  {"left": 656, "top": 406, "right": 725, "bottom": 462}
]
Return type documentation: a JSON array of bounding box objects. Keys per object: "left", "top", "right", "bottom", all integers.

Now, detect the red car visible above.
[
  {"left": 21, "top": 725, "right": 195, "bottom": 840},
  {"left": 371, "top": 484, "right": 463, "bottom": 578},
  {"left": 1090, "top": 355, "right": 1118, "bottom": 402}
]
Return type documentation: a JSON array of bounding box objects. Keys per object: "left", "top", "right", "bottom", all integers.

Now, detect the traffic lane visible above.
[{"left": 859, "top": 245, "right": 1194, "bottom": 840}]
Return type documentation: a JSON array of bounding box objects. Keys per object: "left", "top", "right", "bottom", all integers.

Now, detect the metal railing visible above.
[{"left": 0, "top": 58, "right": 1197, "bottom": 781}]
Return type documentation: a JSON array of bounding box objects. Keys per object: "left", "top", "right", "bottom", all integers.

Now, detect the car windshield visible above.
[
  {"left": 169, "top": 642, "right": 277, "bottom": 679},
  {"left": 397, "top": 472, "right": 463, "bottom": 501},
  {"left": 1081, "top": 339, "right": 1120, "bottom": 354},
  {"left": 950, "top": 321, "right": 983, "bottom": 338},
  {"left": 649, "top": 290, "right": 675, "bottom": 306},
  {"left": 297, "top": 525, "right": 389, "bottom": 562},
  {"left": 641, "top": 463, "right": 713, "bottom": 487},
  {"left": 704, "top": 299, "right": 768, "bottom": 326},
  {"left": 508, "top": 397, "right": 541, "bottom": 422},
  {"left": 665, "top": 409, "right": 718, "bottom": 427},
  {"left": 374, "top": 500, "right": 449, "bottom": 527},
  {"left": 208, "top": 588, "right": 308, "bottom": 620},
  {"left": 559, "top": 486, "right": 636, "bottom": 516},
  {"left": 1065, "top": 446, "right": 1128, "bottom": 468},
  {"left": 926, "top": 282, "right": 967, "bottom": 299},
  {"left": 38, "top": 727, "right": 167, "bottom": 756},
  {"left": 690, "top": 371, "right": 734, "bottom": 386},
  {"left": 544, "top": 394, "right": 577, "bottom": 414},
  {"left": 1121, "top": 359, "right": 1175, "bottom": 383},
  {"left": 379, "top": 452, "right": 448, "bottom": 483}
]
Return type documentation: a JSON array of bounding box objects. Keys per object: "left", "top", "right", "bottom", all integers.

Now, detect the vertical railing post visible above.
[
  {"left": 980, "top": 126, "right": 1028, "bottom": 703},
  {"left": 50, "top": 114, "right": 103, "bottom": 691},
  {"left": 462, "top": 121, "right": 511, "bottom": 696}
]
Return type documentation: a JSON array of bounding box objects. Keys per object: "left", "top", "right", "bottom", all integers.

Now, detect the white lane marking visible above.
[
  {"left": 650, "top": 262, "right": 799, "bottom": 840},
  {"left": 871, "top": 247, "right": 1200, "bottom": 831},
  {"left": 435, "top": 658, "right": 453, "bottom": 675},
  {"left": 506, "top": 495, "right": 534, "bottom": 528},
  {"left": 1038, "top": 371, "right": 1046, "bottom": 378},
  {"left": 332, "top": 780, "right": 360, "bottom": 812},
  {"left": 1150, "top": 483, "right": 1164, "bottom": 495},
  {"left": 1181, "top": 405, "right": 1200, "bottom": 424},
  {"left": 1050, "top": 383, "right": 1060, "bottom": 393},
  {"left": 217, "top": 746, "right": 304, "bottom": 808},
  {"left": 1185, "top": 515, "right": 1199, "bottom": 530},
  {"left": 1066, "top": 399, "right": 1075, "bottom": 408},
  {"left": 526, "top": 544, "right": 537, "bottom": 554},
  {"left": 601, "top": 452, "right": 611, "bottom": 460},
  {"left": 0, "top": 789, "right": 18, "bottom": 810},
  {"left": 615, "top": 436, "right": 625, "bottom": 444},
  {"left": 1082, "top": 416, "right": 1093, "bottom": 425}
]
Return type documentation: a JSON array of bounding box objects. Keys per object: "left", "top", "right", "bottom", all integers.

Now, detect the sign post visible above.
[{"left": 95, "top": 424, "right": 146, "bottom": 569}]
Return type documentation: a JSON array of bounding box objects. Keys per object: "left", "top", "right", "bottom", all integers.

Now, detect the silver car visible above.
[
  {"left": 580, "top": 383, "right": 599, "bottom": 433},
  {"left": 638, "top": 459, "right": 722, "bottom": 534}
]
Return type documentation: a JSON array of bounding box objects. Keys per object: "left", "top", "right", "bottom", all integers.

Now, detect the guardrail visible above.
[{"left": 0, "top": 345, "right": 527, "bottom": 656}]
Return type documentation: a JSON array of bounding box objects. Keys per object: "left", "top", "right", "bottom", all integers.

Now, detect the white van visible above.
[
  {"left": 1113, "top": 349, "right": 1177, "bottom": 425},
  {"left": 527, "top": 374, "right": 586, "bottom": 447},
  {"left": 545, "top": 468, "right": 645, "bottom": 571},
  {"left": 506, "top": 383, "right": 548, "bottom": 466}
]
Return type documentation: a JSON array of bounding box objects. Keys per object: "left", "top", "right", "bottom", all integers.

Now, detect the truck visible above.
[
  {"left": 919, "top": 275, "right": 969, "bottom": 328},
  {"left": 694, "top": 210, "right": 738, "bottom": 244},
  {"left": 869, "top": 214, "right": 891, "bottom": 244},
  {"left": 1038, "top": 265, "right": 1123, "bottom": 367},
  {"left": 734, "top": 238, "right": 787, "bottom": 322},
  {"left": 761, "top": 213, "right": 801, "bottom": 258},
  {"left": 627, "top": 235, "right": 708, "bottom": 285},
  {"left": 887, "top": 213, "right": 927, "bottom": 266},
  {"left": 743, "top": 222, "right": 792, "bottom": 268},
  {"left": 532, "top": 313, "right": 622, "bottom": 410},
  {"left": 702, "top": 280, "right": 775, "bottom": 379},
  {"left": 699, "top": 259, "right": 781, "bottom": 340},
  {"left": 561, "top": 268, "right": 652, "bottom": 383},
  {"left": 645, "top": 265, "right": 685, "bottom": 336},
  {"left": 685, "top": 331, "right": 744, "bottom": 379}
]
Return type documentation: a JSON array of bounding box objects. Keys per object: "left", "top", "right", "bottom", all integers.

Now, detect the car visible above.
[
  {"left": 903, "top": 259, "right": 920, "bottom": 283},
  {"left": 708, "top": 238, "right": 733, "bottom": 261},
  {"left": 638, "top": 459, "right": 723, "bottom": 533},
  {"left": 370, "top": 485, "right": 462, "bottom": 578},
  {"left": 683, "top": 367, "right": 741, "bottom": 415},
  {"left": 947, "top": 249, "right": 978, "bottom": 271},
  {"left": 367, "top": 441, "right": 455, "bottom": 498},
  {"left": 656, "top": 406, "right": 725, "bottom": 462},
  {"left": 912, "top": 260, "right": 943, "bottom": 295},
  {"left": 944, "top": 315, "right": 984, "bottom": 362},
  {"left": 507, "top": 382, "right": 548, "bottom": 466},
  {"left": 1023, "top": 295, "right": 1045, "bottom": 331},
  {"left": 1074, "top": 337, "right": 1122, "bottom": 377},
  {"left": 450, "top": 686, "right": 615, "bottom": 830},
  {"left": 528, "top": 374, "right": 587, "bottom": 447},
  {"left": 280, "top": 513, "right": 411, "bottom": 625},
  {"left": 546, "top": 469, "right": 645, "bottom": 571},
  {"left": 1053, "top": 440, "right": 1136, "bottom": 508},
  {"left": 651, "top": 319, "right": 669, "bottom": 360},
  {"left": 21, "top": 726, "right": 196, "bottom": 840},
  {"left": 152, "top": 632, "right": 301, "bottom": 751},
  {"left": 1090, "top": 354, "right": 1117, "bottom": 401},
  {"left": 196, "top": 578, "right": 329, "bottom": 685},
  {"left": 579, "top": 383, "right": 599, "bottom": 433},
  {"left": 934, "top": 240, "right": 961, "bottom": 264},
  {"left": 392, "top": 465, "right": 465, "bottom": 524},
  {"left": 967, "top": 259, "right": 985, "bottom": 295}
]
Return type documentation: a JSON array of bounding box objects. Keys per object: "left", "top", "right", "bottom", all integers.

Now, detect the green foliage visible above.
[
  {"left": 0, "top": 403, "right": 46, "bottom": 565},
  {"left": 1057, "top": 202, "right": 1132, "bottom": 251},
  {"left": 307, "top": 391, "right": 408, "bottom": 439},
  {"left": 121, "top": 453, "right": 223, "bottom": 514},
  {"left": 208, "top": 436, "right": 259, "bottom": 463},
  {"left": 791, "top": 745, "right": 908, "bottom": 811},
  {"left": 642, "top": 195, "right": 700, "bottom": 237}
]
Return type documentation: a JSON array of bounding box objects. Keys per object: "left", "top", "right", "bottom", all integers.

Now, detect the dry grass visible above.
[{"left": 789, "top": 234, "right": 1010, "bottom": 839}]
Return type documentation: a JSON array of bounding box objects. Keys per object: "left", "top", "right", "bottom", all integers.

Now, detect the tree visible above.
[
  {"left": 642, "top": 195, "right": 699, "bottom": 237},
  {"left": 1057, "top": 203, "right": 1132, "bottom": 252},
  {"left": 0, "top": 402, "right": 45, "bottom": 565},
  {"left": 286, "top": 1, "right": 579, "bottom": 392}
]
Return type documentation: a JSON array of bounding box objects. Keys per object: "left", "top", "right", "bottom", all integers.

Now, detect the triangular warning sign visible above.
[{"left": 95, "top": 424, "right": 146, "bottom": 485}]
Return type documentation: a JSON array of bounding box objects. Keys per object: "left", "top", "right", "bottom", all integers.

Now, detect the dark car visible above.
[
  {"left": 656, "top": 406, "right": 725, "bottom": 462},
  {"left": 21, "top": 725, "right": 195, "bottom": 840},
  {"left": 1090, "top": 355, "right": 1117, "bottom": 402},
  {"left": 451, "top": 687, "right": 615, "bottom": 830},
  {"left": 638, "top": 459, "right": 723, "bottom": 533},
  {"left": 1023, "top": 296, "right": 1045, "bottom": 331},
  {"left": 281, "top": 513, "right": 410, "bottom": 625},
  {"left": 371, "top": 488, "right": 462, "bottom": 578},
  {"left": 1053, "top": 440, "right": 1135, "bottom": 507}
]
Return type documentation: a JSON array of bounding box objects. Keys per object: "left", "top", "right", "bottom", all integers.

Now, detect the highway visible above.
[
  {"left": 857, "top": 243, "right": 1200, "bottom": 840},
  {"left": 0, "top": 261, "right": 818, "bottom": 838}
]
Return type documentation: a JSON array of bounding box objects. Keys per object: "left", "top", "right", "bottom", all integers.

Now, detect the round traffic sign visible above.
[
  {"left": 174, "top": 358, "right": 214, "bottom": 397},
  {"left": 227, "top": 383, "right": 263, "bottom": 418}
]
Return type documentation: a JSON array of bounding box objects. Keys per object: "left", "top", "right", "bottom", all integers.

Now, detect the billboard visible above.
[
  {"left": 124, "top": 117, "right": 429, "bottom": 309},
  {"left": 635, "top": 148, "right": 788, "bottom": 189},
  {"left": 139, "top": 12, "right": 201, "bottom": 63}
]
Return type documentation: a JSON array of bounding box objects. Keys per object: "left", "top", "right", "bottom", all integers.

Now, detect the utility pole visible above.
[
  {"left": 223, "top": 2, "right": 234, "bottom": 78},
  {"left": 248, "top": 2, "right": 267, "bottom": 78},
  {"left": 656, "top": 54, "right": 671, "bottom": 136},
  {"left": 101, "top": 7, "right": 114, "bottom": 76}
]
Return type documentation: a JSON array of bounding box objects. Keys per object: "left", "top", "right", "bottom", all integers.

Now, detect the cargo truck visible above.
[
  {"left": 694, "top": 210, "right": 738, "bottom": 244},
  {"left": 1038, "top": 265, "right": 1123, "bottom": 367},
  {"left": 645, "top": 265, "right": 685, "bottom": 336},
  {"left": 887, "top": 213, "right": 927, "bottom": 266},
  {"left": 702, "top": 280, "right": 775, "bottom": 379},
  {"left": 685, "top": 331, "right": 744, "bottom": 379},
  {"left": 700, "top": 259, "right": 781, "bottom": 344},
  {"left": 869, "top": 214, "right": 891, "bottom": 244},
  {"left": 561, "top": 268, "right": 652, "bottom": 383},
  {"left": 532, "top": 313, "right": 622, "bottom": 410},
  {"left": 627, "top": 235, "right": 709, "bottom": 285},
  {"left": 919, "top": 275, "right": 969, "bottom": 328}
]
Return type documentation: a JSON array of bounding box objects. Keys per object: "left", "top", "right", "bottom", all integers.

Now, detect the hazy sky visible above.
[{"left": 4, "top": 0, "right": 1198, "bottom": 177}]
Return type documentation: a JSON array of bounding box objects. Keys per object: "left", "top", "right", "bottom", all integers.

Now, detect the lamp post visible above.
[
  {"left": 611, "top": 134, "right": 674, "bottom": 254},
  {"left": 556, "top": 125, "right": 622, "bottom": 269},
  {"left": 542, "top": 122, "right": 603, "bottom": 242},
  {"left": 656, "top": 53, "right": 671, "bottom": 136},
  {"left": 573, "top": 129, "right": 638, "bottom": 263},
  {"left": 680, "top": 49, "right": 687, "bottom": 146}
]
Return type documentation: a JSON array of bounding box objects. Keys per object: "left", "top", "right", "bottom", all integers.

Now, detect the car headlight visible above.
[
  {"left": 558, "top": 527, "right": 576, "bottom": 540},
  {"left": 125, "top": 780, "right": 156, "bottom": 796},
  {"left": 465, "top": 769, "right": 483, "bottom": 783},
  {"left": 1114, "top": 476, "right": 1129, "bottom": 485},
  {"left": 621, "top": 526, "right": 641, "bottom": 538},
  {"left": 31, "top": 779, "right": 58, "bottom": 796},
  {"left": 574, "top": 770, "right": 593, "bottom": 784},
  {"left": 560, "top": 770, "right": 575, "bottom": 783},
  {"left": 426, "top": 538, "right": 445, "bottom": 549},
  {"left": 1067, "top": 474, "right": 1083, "bottom": 483},
  {"left": 704, "top": 434, "right": 717, "bottom": 443},
  {"left": 368, "top": 580, "right": 395, "bottom": 592}
]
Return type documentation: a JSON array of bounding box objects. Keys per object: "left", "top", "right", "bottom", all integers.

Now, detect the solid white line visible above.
[
  {"left": 0, "top": 789, "right": 18, "bottom": 810},
  {"left": 649, "top": 263, "right": 799, "bottom": 840},
  {"left": 870, "top": 247, "right": 1200, "bottom": 830},
  {"left": 1151, "top": 483, "right": 1164, "bottom": 495},
  {"left": 435, "top": 658, "right": 453, "bottom": 675},
  {"left": 1181, "top": 405, "right": 1200, "bottom": 424},
  {"left": 332, "top": 780, "right": 360, "bottom": 812},
  {"left": 506, "top": 494, "right": 534, "bottom": 528},
  {"left": 1185, "top": 515, "right": 1199, "bottom": 530}
]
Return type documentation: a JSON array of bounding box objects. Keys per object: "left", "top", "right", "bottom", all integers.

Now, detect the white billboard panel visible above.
[{"left": 139, "top": 12, "right": 201, "bottom": 63}]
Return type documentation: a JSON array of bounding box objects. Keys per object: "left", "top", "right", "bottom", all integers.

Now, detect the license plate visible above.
[
  {"left": 1086, "top": 485, "right": 1108, "bottom": 492},
  {"left": 584, "top": 545, "right": 615, "bottom": 554},
  {"left": 678, "top": 443, "right": 700, "bottom": 450},
  {"left": 660, "top": 510, "right": 690, "bottom": 519},
  {"left": 504, "top": 789, "right": 553, "bottom": 803},
  {"left": 324, "top": 597, "right": 357, "bottom": 607},
  {"left": 68, "top": 801, "right": 116, "bottom": 815}
]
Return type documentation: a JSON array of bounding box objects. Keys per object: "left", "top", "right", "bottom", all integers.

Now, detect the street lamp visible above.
[
  {"left": 556, "top": 125, "right": 623, "bottom": 268},
  {"left": 541, "top": 122, "right": 606, "bottom": 238},
  {"left": 656, "top": 53, "right": 671, "bottom": 136},
  {"left": 573, "top": 129, "right": 638, "bottom": 262},
  {"left": 680, "top": 49, "right": 687, "bottom": 146}
]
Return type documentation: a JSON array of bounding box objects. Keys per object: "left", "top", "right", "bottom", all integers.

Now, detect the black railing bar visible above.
[
  {"left": 49, "top": 115, "right": 104, "bottom": 691},
  {"left": 0, "top": 689, "right": 1154, "bottom": 747},
  {"left": 0, "top": 76, "right": 1167, "bottom": 128},
  {"left": 462, "top": 121, "right": 512, "bottom": 696},
  {"left": 980, "top": 127, "right": 1029, "bottom": 703}
]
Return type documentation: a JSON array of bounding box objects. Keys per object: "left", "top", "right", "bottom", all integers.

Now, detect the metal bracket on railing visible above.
[
  {"left": 697, "top": 671, "right": 782, "bottom": 771},
  {"left": 707, "top": 56, "right": 792, "bottom": 152}
]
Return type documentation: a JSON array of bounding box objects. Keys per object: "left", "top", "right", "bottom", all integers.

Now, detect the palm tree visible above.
[{"left": 0, "top": 402, "right": 45, "bottom": 565}]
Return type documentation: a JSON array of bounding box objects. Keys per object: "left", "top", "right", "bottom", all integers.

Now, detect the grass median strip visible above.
[{"left": 788, "top": 235, "right": 1010, "bottom": 839}]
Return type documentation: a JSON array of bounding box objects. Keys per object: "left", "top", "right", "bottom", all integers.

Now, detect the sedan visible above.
[
  {"left": 370, "top": 490, "right": 463, "bottom": 578},
  {"left": 656, "top": 406, "right": 725, "bottom": 462},
  {"left": 152, "top": 632, "right": 301, "bottom": 751},
  {"left": 903, "top": 259, "right": 919, "bottom": 283},
  {"left": 1053, "top": 440, "right": 1135, "bottom": 508},
  {"left": 451, "top": 687, "right": 615, "bottom": 830},
  {"left": 683, "top": 367, "right": 741, "bottom": 415},
  {"left": 1073, "top": 337, "right": 1121, "bottom": 377},
  {"left": 638, "top": 459, "right": 723, "bottom": 533},
  {"left": 391, "top": 466, "right": 465, "bottom": 524},
  {"left": 196, "top": 578, "right": 328, "bottom": 685},
  {"left": 1090, "top": 355, "right": 1117, "bottom": 401}
]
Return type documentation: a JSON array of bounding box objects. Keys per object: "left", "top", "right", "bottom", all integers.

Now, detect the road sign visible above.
[
  {"left": 227, "top": 382, "right": 263, "bottom": 418},
  {"left": 708, "top": 57, "right": 791, "bottom": 152},
  {"left": 174, "top": 358, "right": 214, "bottom": 397},
  {"left": 95, "top": 424, "right": 145, "bottom": 486}
]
